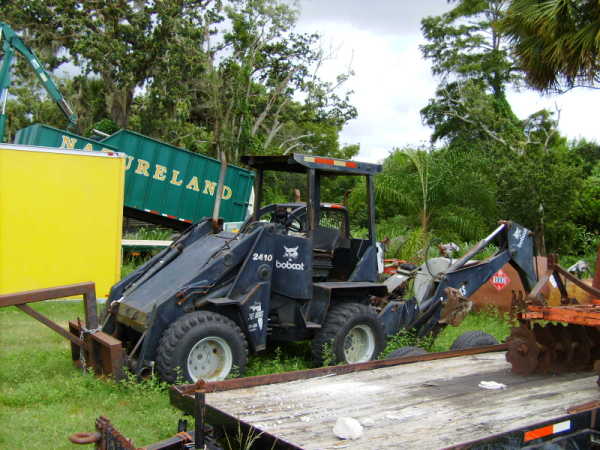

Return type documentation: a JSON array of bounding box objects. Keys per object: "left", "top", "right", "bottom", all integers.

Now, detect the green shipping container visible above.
[
  {"left": 15, "top": 123, "right": 119, "bottom": 153},
  {"left": 15, "top": 124, "right": 255, "bottom": 229}
]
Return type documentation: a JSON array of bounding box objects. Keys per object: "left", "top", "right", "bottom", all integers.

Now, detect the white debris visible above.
[
  {"left": 478, "top": 380, "right": 507, "bottom": 390},
  {"left": 333, "top": 417, "right": 363, "bottom": 440},
  {"left": 385, "top": 414, "right": 403, "bottom": 421},
  {"left": 300, "top": 416, "right": 312, "bottom": 423},
  {"left": 360, "top": 418, "right": 375, "bottom": 427}
]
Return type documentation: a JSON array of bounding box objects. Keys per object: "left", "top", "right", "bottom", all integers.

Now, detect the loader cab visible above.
[{"left": 241, "top": 154, "right": 382, "bottom": 282}]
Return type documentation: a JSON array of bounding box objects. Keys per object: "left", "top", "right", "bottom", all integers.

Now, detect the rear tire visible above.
[
  {"left": 387, "top": 346, "right": 427, "bottom": 359},
  {"left": 450, "top": 330, "right": 498, "bottom": 350},
  {"left": 311, "top": 303, "right": 386, "bottom": 366},
  {"left": 156, "top": 311, "right": 248, "bottom": 383}
]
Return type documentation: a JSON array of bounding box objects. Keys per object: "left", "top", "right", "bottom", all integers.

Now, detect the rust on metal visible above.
[
  {"left": 0, "top": 281, "right": 96, "bottom": 308},
  {"left": 439, "top": 287, "right": 472, "bottom": 326},
  {"left": 505, "top": 324, "right": 540, "bottom": 375},
  {"left": 0, "top": 282, "right": 124, "bottom": 380},
  {"left": 70, "top": 416, "right": 200, "bottom": 449},
  {"left": 507, "top": 315, "right": 600, "bottom": 375},
  {"left": 172, "top": 344, "right": 508, "bottom": 400},
  {"left": 553, "top": 264, "right": 600, "bottom": 299},
  {"left": 522, "top": 304, "right": 600, "bottom": 326},
  {"left": 506, "top": 253, "right": 600, "bottom": 376},
  {"left": 567, "top": 400, "right": 600, "bottom": 415},
  {"left": 68, "top": 432, "right": 101, "bottom": 445},
  {"left": 15, "top": 303, "right": 83, "bottom": 346},
  {"left": 69, "top": 321, "right": 125, "bottom": 380}
]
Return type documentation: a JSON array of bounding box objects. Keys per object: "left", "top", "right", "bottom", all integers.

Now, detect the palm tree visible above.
[{"left": 500, "top": 0, "right": 600, "bottom": 91}]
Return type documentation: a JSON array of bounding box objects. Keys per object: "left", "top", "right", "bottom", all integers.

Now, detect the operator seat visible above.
[
  {"left": 312, "top": 225, "right": 341, "bottom": 252},
  {"left": 312, "top": 225, "right": 341, "bottom": 280}
]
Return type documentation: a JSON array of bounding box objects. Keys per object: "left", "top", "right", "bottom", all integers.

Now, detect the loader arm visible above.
[
  {"left": 380, "top": 221, "right": 538, "bottom": 336},
  {"left": 0, "top": 22, "right": 77, "bottom": 141}
]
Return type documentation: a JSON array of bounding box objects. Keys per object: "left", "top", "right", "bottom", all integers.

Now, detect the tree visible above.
[
  {"left": 368, "top": 147, "right": 497, "bottom": 243},
  {"left": 3, "top": 0, "right": 218, "bottom": 128},
  {"left": 500, "top": 0, "right": 600, "bottom": 91},
  {"left": 2, "top": 0, "right": 356, "bottom": 163},
  {"left": 420, "top": 0, "right": 523, "bottom": 152},
  {"left": 419, "top": 0, "right": 587, "bottom": 254},
  {"left": 195, "top": 2, "right": 356, "bottom": 161},
  {"left": 421, "top": 0, "right": 518, "bottom": 97}
]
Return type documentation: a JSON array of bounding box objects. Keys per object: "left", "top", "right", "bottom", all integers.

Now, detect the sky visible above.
[{"left": 296, "top": 0, "right": 600, "bottom": 163}]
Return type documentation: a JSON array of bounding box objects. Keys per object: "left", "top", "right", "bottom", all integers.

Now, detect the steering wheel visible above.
[{"left": 285, "top": 206, "right": 306, "bottom": 233}]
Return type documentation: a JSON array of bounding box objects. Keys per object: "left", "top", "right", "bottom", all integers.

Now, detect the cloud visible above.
[
  {"left": 296, "top": 5, "right": 444, "bottom": 162},
  {"left": 296, "top": 0, "right": 600, "bottom": 163},
  {"left": 299, "top": 0, "right": 452, "bottom": 35}
]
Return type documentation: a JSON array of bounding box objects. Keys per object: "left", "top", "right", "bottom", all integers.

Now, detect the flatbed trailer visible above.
[{"left": 169, "top": 347, "right": 600, "bottom": 449}]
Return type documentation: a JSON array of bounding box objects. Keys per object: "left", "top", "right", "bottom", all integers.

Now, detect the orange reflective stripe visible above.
[
  {"left": 524, "top": 425, "right": 553, "bottom": 442},
  {"left": 304, "top": 155, "right": 358, "bottom": 168},
  {"left": 524, "top": 421, "right": 570, "bottom": 442}
]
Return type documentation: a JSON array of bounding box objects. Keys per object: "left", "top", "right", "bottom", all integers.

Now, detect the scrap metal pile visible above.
[{"left": 506, "top": 252, "right": 600, "bottom": 378}]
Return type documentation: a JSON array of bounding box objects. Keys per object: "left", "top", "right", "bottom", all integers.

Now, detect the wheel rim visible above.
[
  {"left": 343, "top": 324, "right": 376, "bottom": 363},
  {"left": 186, "top": 336, "right": 233, "bottom": 382}
]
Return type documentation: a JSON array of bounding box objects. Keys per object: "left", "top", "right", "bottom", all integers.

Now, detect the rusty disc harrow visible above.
[
  {"left": 506, "top": 324, "right": 539, "bottom": 375},
  {"left": 507, "top": 322, "right": 599, "bottom": 375}
]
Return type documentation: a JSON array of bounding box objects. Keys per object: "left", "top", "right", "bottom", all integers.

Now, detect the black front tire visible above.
[
  {"left": 450, "top": 330, "right": 498, "bottom": 350},
  {"left": 311, "top": 303, "right": 386, "bottom": 366},
  {"left": 156, "top": 311, "right": 248, "bottom": 383},
  {"left": 386, "top": 346, "right": 427, "bottom": 359}
]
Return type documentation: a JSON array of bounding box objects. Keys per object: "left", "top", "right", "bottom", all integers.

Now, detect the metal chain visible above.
[
  {"left": 78, "top": 326, "right": 100, "bottom": 374},
  {"left": 79, "top": 328, "right": 87, "bottom": 373}
]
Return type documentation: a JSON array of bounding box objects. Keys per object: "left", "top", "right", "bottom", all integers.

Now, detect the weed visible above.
[
  {"left": 123, "top": 226, "right": 173, "bottom": 241},
  {"left": 245, "top": 343, "right": 311, "bottom": 376},
  {"left": 223, "top": 422, "right": 266, "bottom": 450},
  {"left": 118, "top": 368, "right": 170, "bottom": 395},
  {"left": 430, "top": 307, "right": 514, "bottom": 352},
  {"left": 222, "top": 422, "right": 268, "bottom": 450},
  {"left": 320, "top": 341, "right": 335, "bottom": 366},
  {"left": 226, "top": 365, "right": 241, "bottom": 380},
  {"left": 381, "top": 329, "right": 435, "bottom": 357}
]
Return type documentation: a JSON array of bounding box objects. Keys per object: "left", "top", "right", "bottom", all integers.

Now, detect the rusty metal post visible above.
[
  {"left": 194, "top": 390, "right": 206, "bottom": 449},
  {"left": 0, "top": 282, "right": 125, "bottom": 379},
  {"left": 82, "top": 284, "right": 99, "bottom": 330}
]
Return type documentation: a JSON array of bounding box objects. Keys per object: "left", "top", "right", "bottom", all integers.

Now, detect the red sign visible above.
[{"left": 490, "top": 269, "right": 511, "bottom": 291}]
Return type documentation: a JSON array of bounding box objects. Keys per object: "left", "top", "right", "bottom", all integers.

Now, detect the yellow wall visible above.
[{"left": 0, "top": 145, "right": 124, "bottom": 297}]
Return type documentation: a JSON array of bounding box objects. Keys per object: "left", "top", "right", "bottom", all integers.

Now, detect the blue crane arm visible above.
[{"left": 0, "top": 22, "right": 77, "bottom": 141}]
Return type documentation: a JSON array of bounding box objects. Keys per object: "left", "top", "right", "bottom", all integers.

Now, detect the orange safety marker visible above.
[
  {"left": 304, "top": 156, "right": 358, "bottom": 168},
  {"left": 523, "top": 420, "right": 570, "bottom": 442}
]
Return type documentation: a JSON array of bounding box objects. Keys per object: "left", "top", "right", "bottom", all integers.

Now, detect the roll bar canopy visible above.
[{"left": 241, "top": 153, "right": 382, "bottom": 176}]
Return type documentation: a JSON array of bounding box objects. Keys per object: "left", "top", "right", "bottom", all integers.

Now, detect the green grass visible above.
[
  {"left": 0, "top": 301, "right": 513, "bottom": 448},
  {"left": 380, "top": 308, "right": 514, "bottom": 356},
  {"left": 123, "top": 226, "right": 173, "bottom": 241},
  {"left": 0, "top": 302, "right": 184, "bottom": 449},
  {"left": 245, "top": 343, "right": 312, "bottom": 376}
]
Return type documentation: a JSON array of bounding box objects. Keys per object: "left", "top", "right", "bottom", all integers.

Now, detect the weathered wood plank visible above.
[{"left": 204, "top": 353, "right": 599, "bottom": 449}]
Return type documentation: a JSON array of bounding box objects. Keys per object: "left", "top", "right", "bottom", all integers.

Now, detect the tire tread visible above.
[{"left": 156, "top": 311, "right": 248, "bottom": 383}]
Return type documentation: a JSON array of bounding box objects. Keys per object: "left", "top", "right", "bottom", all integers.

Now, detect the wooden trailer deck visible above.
[{"left": 176, "top": 351, "right": 599, "bottom": 449}]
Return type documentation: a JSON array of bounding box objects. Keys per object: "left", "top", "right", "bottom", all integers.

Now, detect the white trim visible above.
[
  {"left": 0, "top": 143, "right": 125, "bottom": 159},
  {"left": 553, "top": 420, "right": 571, "bottom": 433}
]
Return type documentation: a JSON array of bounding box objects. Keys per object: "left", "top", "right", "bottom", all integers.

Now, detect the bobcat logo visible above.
[{"left": 283, "top": 246, "right": 299, "bottom": 260}]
